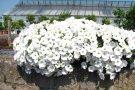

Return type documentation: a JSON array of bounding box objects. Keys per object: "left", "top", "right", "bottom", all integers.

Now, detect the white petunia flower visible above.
[
  {"left": 114, "top": 46, "right": 123, "bottom": 55},
  {"left": 110, "top": 73, "right": 116, "bottom": 80},
  {"left": 30, "top": 52, "right": 39, "bottom": 60},
  {"left": 57, "top": 70, "right": 62, "bottom": 76},
  {"left": 88, "top": 66, "right": 95, "bottom": 72},
  {"left": 114, "top": 59, "right": 122, "bottom": 67},
  {"left": 38, "top": 59, "right": 46, "bottom": 69},
  {"left": 81, "top": 62, "right": 87, "bottom": 69},
  {"left": 93, "top": 49, "right": 102, "bottom": 58},
  {"left": 48, "top": 65, "right": 55, "bottom": 72},
  {"left": 76, "top": 36, "right": 84, "bottom": 44},
  {"left": 98, "top": 72, "right": 105, "bottom": 80},
  {"left": 62, "top": 68, "right": 68, "bottom": 75},
  {"left": 79, "top": 48, "right": 87, "bottom": 55},
  {"left": 74, "top": 51, "right": 80, "bottom": 59},
  {"left": 115, "top": 66, "right": 121, "bottom": 72},
  {"left": 65, "top": 64, "right": 73, "bottom": 72}
]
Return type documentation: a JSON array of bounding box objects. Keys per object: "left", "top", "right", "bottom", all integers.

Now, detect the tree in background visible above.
[
  {"left": 124, "top": 5, "right": 135, "bottom": 30},
  {"left": 38, "top": 15, "right": 49, "bottom": 23},
  {"left": 102, "top": 17, "right": 110, "bottom": 25},
  {"left": 12, "top": 19, "right": 25, "bottom": 30},
  {"left": 26, "top": 14, "right": 35, "bottom": 24},
  {"left": 112, "top": 8, "right": 125, "bottom": 28},
  {"left": 3, "top": 15, "right": 12, "bottom": 29},
  {"left": 86, "top": 14, "right": 97, "bottom": 22},
  {"left": 0, "top": 22, "right": 4, "bottom": 30}
]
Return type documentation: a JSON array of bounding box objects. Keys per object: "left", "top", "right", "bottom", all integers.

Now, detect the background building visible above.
[{"left": 3, "top": 0, "right": 135, "bottom": 25}]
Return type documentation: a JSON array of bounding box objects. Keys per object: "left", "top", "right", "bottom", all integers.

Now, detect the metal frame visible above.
[{"left": 3, "top": 0, "right": 135, "bottom": 24}]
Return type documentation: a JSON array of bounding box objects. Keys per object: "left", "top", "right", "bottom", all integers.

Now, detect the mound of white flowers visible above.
[{"left": 13, "top": 17, "right": 135, "bottom": 80}]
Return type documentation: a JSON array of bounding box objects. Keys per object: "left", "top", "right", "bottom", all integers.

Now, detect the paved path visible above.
[
  {"left": 0, "top": 49, "right": 15, "bottom": 55},
  {"left": 0, "top": 34, "right": 18, "bottom": 39}
]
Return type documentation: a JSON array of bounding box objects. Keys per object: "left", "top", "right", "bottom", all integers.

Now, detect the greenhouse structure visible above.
[{"left": 3, "top": 0, "right": 135, "bottom": 25}]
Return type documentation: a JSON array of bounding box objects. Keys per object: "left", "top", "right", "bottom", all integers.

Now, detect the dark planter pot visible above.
[
  {"left": 17, "top": 30, "right": 21, "bottom": 34},
  {"left": 0, "top": 30, "right": 3, "bottom": 34},
  {"left": 3, "top": 30, "right": 8, "bottom": 34}
]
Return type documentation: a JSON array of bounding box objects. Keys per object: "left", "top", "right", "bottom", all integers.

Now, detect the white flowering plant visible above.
[{"left": 13, "top": 17, "right": 135, "bottom": 80}]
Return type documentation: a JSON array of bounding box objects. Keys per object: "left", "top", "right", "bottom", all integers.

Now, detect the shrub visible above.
[{"left": 13, "top": 17, "right": 135, "bottom": 80}]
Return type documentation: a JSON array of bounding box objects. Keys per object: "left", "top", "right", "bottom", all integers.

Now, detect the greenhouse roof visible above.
[{"left": 3, "top": 0, "right": 135, "bottom": 17}]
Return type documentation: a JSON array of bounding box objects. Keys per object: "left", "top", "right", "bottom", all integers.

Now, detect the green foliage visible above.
[
  {"left": 112, "top": 8, "right": 125, "bottom": 28},
  {"left": 49, "top": 17, "right": 58, "bottom": 23},
  {"left": 0, "top": 22, "right": 4, "bottom": 30},
  {"left": 12, "top": 19, "right": 25, "bottom": 29},
  {"left": 113, "top": 5, "right": 135, "bottom": 30},
  {"left": 26, "top": 14, "right": 35, "bottom": 24},
  {"left": 57, "top": 11, "right": 71, "bottom": 21},
  {"left": 18, "top": 19, "right": 26, "bottom": 28},
  {"left": 74, "top": 15, "right": 82, "bottom": 19},
  {"left": 124, "top": 5, "right": 135, "bottom": 30},
  {"left": 102, "top": 17, "right": 110, "bottom": 25},
  {"left": 38, "top": 15, "right": 49, "bottom": 23},
  {"left": 97, "top": 36, "right": 103, "bottom": 47},
  {"left": 86, "top": 14, "right": 97, "bottom": 22},
  {"left": 3, "top": 15, "right": 12, "bottom": 29}
]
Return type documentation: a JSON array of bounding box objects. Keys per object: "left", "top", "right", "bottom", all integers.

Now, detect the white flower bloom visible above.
[
  {"left": 55, "top": 62, "right": 61, "bottom": 68},
  {"left": 61, "top": 54, "right": 68, "bottom": 60},
  {"left": 38, "top": 59, "right": 46, "bottom": 69},
  {"left": 126, "top": 52, "right": 132, "bottom": 58},
  {"left": 93, "top": 49, "right": 102, "bottom": 58},
  {"left": 115, "top": 66, "right": 121, "bottom": 72},
  {"left": 76, "top": 36, "right": 84, "bottom": 44},
  {"left": 95, "top": 60, "right": 102, "bottom": 67},
  {"left": 62, "top": 68, "right": 68, "bottom": 75},
  {"left": 79, "top": 48, "right": 87, "bottom": 55},
  {"left": 98, "top": 72, "right": 105, "bottom": 80},
  {"left": 30, "top": 52, "right": 39, "bottom": 60},
  {"left": 81, "top": 62, "right": 87, "bottom": 69},
  {"left": 32, "top": 38, "right": 41, "bottom": 48},
  {"left": 87, "top": 46, "right": 96, "bottom": 53},
  {"left": 114, "top": 46, "right": 123, "bottom": 55},
  {"left": 65, "top": 32, "right": 73, "bottom": 39},
  {"left": 114, "top": 59, "right": 122, "bottom": 67},
  {"left": 53, "top": 53, "right": 60, "bottom": 60},
  {"left": 65, "top": 64, "right": 73, "bottom": 72},
  {"left": 40, "top": 37, "right": 48, "bottom": 45},
  {"left": 121, "top": 60, "right": 128, "bottom": 68},
  {"left": 51, "top": 60, "right": 58, "bottom": 64},
  {"left": 27, "top": 44, "right": 34, "bottom": 53},
  {"left": 20, "top": 55, "right": 26, "bottom": 63},
  {"left": 25, "top": 69, "right": 31, "bottom": 74},
  {"left": 48, "top": 65, "right": 55, "bottom": 72},
  {"left": 57, "top": 70, "right": 62, "bottom": 76},
  {"left": 101, "top": 51, "right": 109, "bottom": 61},
  {"left": 45, "top": 31, "right": 52, "bottom": 38},
  {"left": 13, "top": 17, "right": 135, "bottom": 80},
  {"left": 35, "top": 67, "right": 41, "bottom": 73},
  {"left": 88, "top": 66, "right": 95, "bottom": 72},
  {"left": 74, "top": 51, "right": 80, "bottom": 59},
  {"left": 110, "top": 73, "right": 116, "bottom": 80}
]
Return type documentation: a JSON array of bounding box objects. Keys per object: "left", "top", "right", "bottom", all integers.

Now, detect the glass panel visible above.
[
  {"left": 71, "top": 6, "right": 79, "bottom": 15},
  {"left": 93, "top": 7, "right": 99, "bottom": 16},
  {"left": 100, "top": 7, "right": 107, "bottom": 16},
  {"left": 78, "top": 7, "right": 86, "bottom": 15},
  {"left": 85, "top": 7, "right": 92, "bottom": 15}
]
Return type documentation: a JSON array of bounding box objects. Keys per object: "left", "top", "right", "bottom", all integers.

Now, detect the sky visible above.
[{"left": 0, "top": 0, "right": 19, "bottom": 16}]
